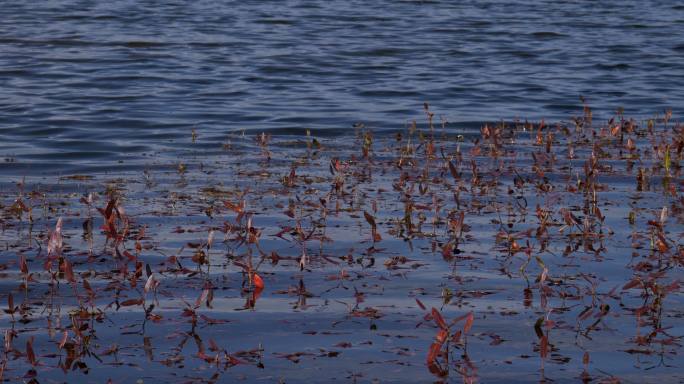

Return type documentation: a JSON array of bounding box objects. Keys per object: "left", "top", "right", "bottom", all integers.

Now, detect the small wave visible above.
[
  {"left": 122, "top": 41, "right": 167, "bottom": 48},
  {"left": 255, "top": 18, "right": 295, "bottom": 25},
  {"left": 595, "top": 62, "right": 630, "bottom": 70},
  {"left": 530, "top": 31, "right": 566, "bottom": 39}
]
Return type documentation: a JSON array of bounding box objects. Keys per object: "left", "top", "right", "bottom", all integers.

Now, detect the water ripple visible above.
[{"left": 0, "top": 0, "right": 682, "bottom": 176}]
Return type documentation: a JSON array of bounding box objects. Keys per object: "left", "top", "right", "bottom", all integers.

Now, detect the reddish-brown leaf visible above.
[
  {"left": 58, "top": 331, "right": 68, "bottom": 349},
  {"left": 19, "top": 254, "right": 28, "bottom": 275},
  {"left": 208, "top": 339, "right": 220, "bottom": 352},
  {"left": 622, "top": 278, "right": 641, "bottom": 290},
  {"left": 463, "top": 312, "right": 474, "bottom": 334},
  {"left": 7, "top": 293, "right": 14, "bottom": 313},
  {"left": 448, "top": 161, "right": 459, "bottom": 182},
  {"left": 451, "top": 329, "right": 462, "bottom": 344},
  {"left": 363, "top": 211, "right": 376, "bottom": 228},
  {"left": 120, "top": 298, "right": 143, "bottom": 307},
  {"left": 4, "top": 330, "right": 13, "bottom": 352},
  {"left": 441, "top": 242, "right": 454, "bottom": 259},
  {"left": 540, "top": 335, "right": 548, "bottom": 359},
  {"left": 196, "top": 289, "right": 210, "bottom": 309},
  {"left": 426, "top": 342, "right": 441, "bottom": 365},
  {"left": 431, "top": 307, "right": 447, "bottom": 330},
  {"left": 123, "top": 250, "right": 137, "bottom": 262},
  {"left": 26, "top": 337, "right": 36, "bottom": 366},
  {"left": 83, "top": 279, "right": 94, "bottom": 296},
  {"left": 64, "top": 259, "right": 76, "bottom": 283},
  {"left": 253, "top": 273, "right": 265, "bottom": 290},
  {"left": 435, "top": 329, "right": 448, "bottom": 345}
]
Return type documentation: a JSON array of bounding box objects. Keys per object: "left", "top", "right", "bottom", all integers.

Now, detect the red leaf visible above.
[
  {"left": 451, "top": 329, "right": 462, "bottom": 344},
  {"left": 104, "top": 199, "right": 117, "bottom": 219},
  {"left": 426, "top": 342, "right": 441, "bottom": 365},
  {"left": 431, "top": 308, "right": 447, "bottom": 330},
  {"left": 622, "top": 278, "right": 641, "bottom": 290},
  {"left": 415, "top": 298, "right": 426, "bottom": 311},
  {"left": 83, "top": 279, "right": 94, "bottom": 296},
  {"left": 208, "top": 339, "right": 220, "bottom": 352},
  {"left": 448, "top": 160, "right": 459, "bottom": 181},
  {"left": 120, "top": 298, "right": 143, "bottom": 307},
  {"left": 123, "top": 250, "right": 137, "bottom": 262},
  {"left": 435, "top": 329, "right": 448, "bottom": 345},
  {"left": 4, "top": 330, "right": 13, "bottom": 352},
  {"left": 19, "top": 254, "right": 28, "bottom": 275},
  {"left": 26, "top": 337, "right": 36, "bottom": 366},
  {"left": 58, "top": 331, "right": 69, "bottom": 349},
  {"left": 253, "top": 273, "right": 265, "bottom": 290},
  {"left": 540, "top": 335, "right": 548, "bottom": 359},
  {"left": 441, "top": 242, "right": 454, "bottom": 259},
  {"left": 363, "top": 211, "right": 376, "bottom": 228},
  {"left": 64, "top": 259, "right": 76, "bottom": 283},
  {"left": 196, "top": 289, "right": 210, "bottom": 309},
  {"left": 463, "top": 312, "right": 474, "bottom": 334},
  {"left": 227, "top": 354, "right": 246, "bottom": 366}
]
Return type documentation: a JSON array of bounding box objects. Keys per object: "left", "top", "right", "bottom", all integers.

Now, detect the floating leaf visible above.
[{"left": 121, "top": 298, "right": 144, "bottom": 307}]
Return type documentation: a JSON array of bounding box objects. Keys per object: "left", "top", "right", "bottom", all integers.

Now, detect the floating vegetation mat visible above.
[{"left": 1, "top": 105, "right": 683, "bottom": 383}]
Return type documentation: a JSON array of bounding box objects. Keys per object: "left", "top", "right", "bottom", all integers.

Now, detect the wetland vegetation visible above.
[{"left": 1, "top": 103, "right": 683, "bottom": 383}]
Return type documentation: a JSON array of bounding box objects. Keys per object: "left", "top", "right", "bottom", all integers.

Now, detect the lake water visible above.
[
  {"left": 2, "top": 0, "right": 684, "bottom": 176},
  {"left": 1, "top": 2, "right": 684, "bottom": 384}
]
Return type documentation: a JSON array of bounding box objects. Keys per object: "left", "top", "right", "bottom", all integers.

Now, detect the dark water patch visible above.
[
  {"left": 248, "top": 126, "right": 353, "bottom": 137},
  {"left": 595, "top": 62, "right": 631, "bottom": 70},
  {"left": 256, "top": 65, "right": 318, "bottom": 75},
  {"left": 445, "top": 49, "right": 472, "bottom": 56},
  {"left": 0, "top": 37, "right": 95, "bottom": 47},
  {"left": 122, "top": 41, "right": 168, "bottom": 48},
  {"left": 125, "top": 131, "right": 188, "bottom": 141},
  {"left": 350, "top": 48, "right": 411, "bottom": 57},
  {"left": 18, "top": 151, "right": 113, "bottom": 161},
  {"left": 0, "top": 161, "right": 81, "bottom": 175},
  {"left": 13, "top": 126, "right": 70, "bottom": 137},
  {"left": 88, "top": 75, "right": 172, "bottom": 84},
  {"left": 530, "top": 31, "right": 566, "bottom": 39},
  {"left": 625, "top": 23, "right": 652, "bottom": 29},
  {"left": 357, "top": 89, "right": 424, "bottom": 98},
  {"left": 501, "top": 50, "right": 539, "bottom": 59},
  {"left": 605, "top": 44, "right": 638, "bottom": 54},
  {"left": 0, "top": 69, "right": 33, "bottom": 76},
  {"left": 55, "top": 14, "right": 118, "bottom": 21},
  {"left": 255, "top": 18, "right": 296, "bottom": 25},
  {"left": 543, "top": 103, "right": 584, "bottom": 113}
]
